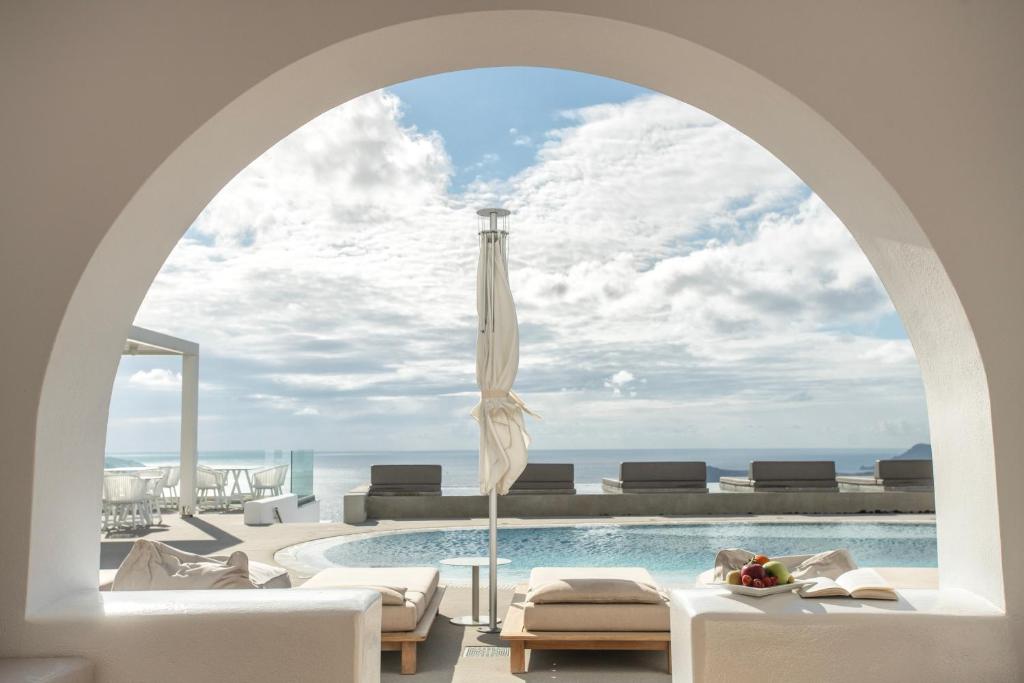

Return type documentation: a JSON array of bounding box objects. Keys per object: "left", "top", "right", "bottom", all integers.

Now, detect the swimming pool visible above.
[{"left": 280, "top": 521, "right": 937, "bottom": 587}]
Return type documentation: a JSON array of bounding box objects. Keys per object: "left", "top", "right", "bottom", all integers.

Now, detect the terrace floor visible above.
[{"left": 99, "top": 511, "right": 938, "bottom": 681}]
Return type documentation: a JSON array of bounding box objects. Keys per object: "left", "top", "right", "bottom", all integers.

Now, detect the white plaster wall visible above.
[{"left": 1, "top": 0, "right": 1021, "bottom": 676}]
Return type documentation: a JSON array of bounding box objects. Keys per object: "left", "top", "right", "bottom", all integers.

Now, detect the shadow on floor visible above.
[{"left": 100, "top": 515, "right": 244, "bottom": 568}]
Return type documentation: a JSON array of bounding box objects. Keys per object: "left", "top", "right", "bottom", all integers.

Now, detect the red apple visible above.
[{"left": 741, "top": 563, "right": 766, "bottom": 581}]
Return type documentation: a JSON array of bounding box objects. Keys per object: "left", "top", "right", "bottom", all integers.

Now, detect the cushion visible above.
[
  {"left": 620, "top": 461, "right": 706, "bottom": 482},
  {"left": 527, "top": 567, "right": 665, "bottom": 601},
  {"left": 875, "top": 459, "right": 933, "bottom": 480},
  {"left": 523, "top": 601, "right": 670, "bottom": 632},
  {"left": 299, "top": 566, "right": 439, "bottom": 632},
  {"left": 749, "top": 460, "right": 836, "bottom": 481},
  {"left": 350, "top": 585, "right": 407, "bottom": 605},
  {"left": 512, "top": 463, "right": 573, "bottom": 482},
  {"left": 527, "top": 578, "right": 663, "bottom": 604},
  {"left": 112, "top": 539, "right": 256, "bottom": 590},
  {"left": 370, "top": 465, "right": 441, "bottom": 485}
]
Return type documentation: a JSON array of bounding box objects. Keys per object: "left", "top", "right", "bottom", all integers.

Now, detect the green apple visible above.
[
  {"left": 726, "top": 570, "right": 742, "bottom": 585},
  {"left": 762, "top": 561, "right": 791, "bottom": 584}
]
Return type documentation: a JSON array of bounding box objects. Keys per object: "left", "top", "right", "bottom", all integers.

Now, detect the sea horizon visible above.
[{"left": 105, "top": 446, "right": 914, "bottom": 521}]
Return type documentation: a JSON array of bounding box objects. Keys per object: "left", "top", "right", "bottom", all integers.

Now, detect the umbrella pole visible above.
[{"left": 480, "top": 487, "right": 499, "bottom": 633}]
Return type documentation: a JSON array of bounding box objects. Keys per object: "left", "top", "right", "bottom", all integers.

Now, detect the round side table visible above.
[{"left": 440, "top": 556, "right": 511, "bottom": 626}]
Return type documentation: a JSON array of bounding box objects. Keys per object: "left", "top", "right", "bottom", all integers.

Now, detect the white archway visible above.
[{"left": 23, "top": 8, "right": 1014, "bottom": 638}]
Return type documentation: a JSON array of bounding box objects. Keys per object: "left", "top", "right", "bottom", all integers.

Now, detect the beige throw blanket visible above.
[{"left": 709, "top": 547, "right": 857, "bottom": 584}]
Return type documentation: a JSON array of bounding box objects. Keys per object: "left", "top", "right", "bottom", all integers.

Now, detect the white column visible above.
[{"left": 179, "top": 352, "right": 199, "bottom": 515}]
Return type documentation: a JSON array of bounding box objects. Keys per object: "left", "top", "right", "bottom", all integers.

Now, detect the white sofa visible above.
[
  {"left": 24, "top": 589, "right": 381, "bottom": 683},
  {"left": 670, "top": 588, "right": 1015, "bottom": 682}
]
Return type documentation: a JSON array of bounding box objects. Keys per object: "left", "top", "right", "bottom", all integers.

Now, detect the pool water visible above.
[{"left": 290, "top": 522, "right": 937, "bottom": 587}]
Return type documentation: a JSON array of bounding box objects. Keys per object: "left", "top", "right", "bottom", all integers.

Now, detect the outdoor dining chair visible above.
[
  {"left": 196, "top": 465, "right": 228, "bottom": 510},
  {"left": 160, "top": 465, "right": 180, "bottom": 509},
  {"left": 102, "top": 473, "right": 151, "bottom": 531},
  {"left": 250, "top": 464, "right": 289, "bottom": 498},
  {"left": 137, "top": 468, "right": 167, "bottom": 525}
]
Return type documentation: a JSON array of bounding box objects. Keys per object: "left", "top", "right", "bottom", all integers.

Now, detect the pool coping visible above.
[{"left": 274, "top": 514, "right": 937, "bottom": 584}]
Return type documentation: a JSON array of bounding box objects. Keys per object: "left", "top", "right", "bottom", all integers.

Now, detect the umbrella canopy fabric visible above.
[{"left": 472, "top": 229, "right": 535, "bottom": 495}]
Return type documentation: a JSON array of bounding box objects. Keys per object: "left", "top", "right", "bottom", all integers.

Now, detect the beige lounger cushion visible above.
[
  {"left": 522, "top": 567, "right": 669, "bottom": 632},
  {"left": 523, "top": 601, "right": 670, "bottom": 632},
  {"left": 300, "top": 566, "right": 439, "bottom": 632},
  {"left": 527, "top": 578, "right": 663, "bottom": 604}
]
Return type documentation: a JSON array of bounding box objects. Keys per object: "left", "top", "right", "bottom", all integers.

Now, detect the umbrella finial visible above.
[{"left": 476, "top": 207, "right": 510, "bottom": 235}]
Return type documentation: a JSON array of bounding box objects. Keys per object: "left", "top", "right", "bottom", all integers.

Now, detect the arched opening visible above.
[
  {"left": 28, "top": 8, "right": 1006, "bottom": 635},
  {"left": 108, "top": 68, "right": 931, "bottom": 519}
]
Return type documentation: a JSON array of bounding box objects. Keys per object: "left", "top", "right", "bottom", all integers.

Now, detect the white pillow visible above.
[{"left": 361, "top": 586, "right": 408, "bottom": 605}]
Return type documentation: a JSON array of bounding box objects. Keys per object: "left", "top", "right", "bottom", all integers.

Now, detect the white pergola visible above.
[{"left": 122, "top": 325, "right": 199, "bottom": 516}]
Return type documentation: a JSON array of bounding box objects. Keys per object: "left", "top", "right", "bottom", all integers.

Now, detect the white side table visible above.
[{"left": 440, "top": 556, "right": 510, "bottom": 626}]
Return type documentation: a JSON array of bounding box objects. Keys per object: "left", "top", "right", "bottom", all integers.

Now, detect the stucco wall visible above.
[{"left": 2, "top": 1, "right": 1022, "bottom": 677}]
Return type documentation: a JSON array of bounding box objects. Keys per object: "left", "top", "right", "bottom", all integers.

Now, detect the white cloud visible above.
[
  {"left": 512, "top": 133, "right": 532, "bottom": 146},
  {"left": 129, "top": 369, "right": 181, "bottom": 390},
  {"left": 604, "top": 370, "right": 636, "bottom": 396},
  {"left": 116, "top": 86, "right": 929, "bottom": 452}
]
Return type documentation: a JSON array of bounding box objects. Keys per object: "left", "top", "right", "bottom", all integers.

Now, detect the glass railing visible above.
[{"left": 290, "top": 449, "right": 315, "bottom": 502}]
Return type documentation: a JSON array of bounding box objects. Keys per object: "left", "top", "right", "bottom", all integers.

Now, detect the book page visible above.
[
  {"left": 835, "top": 568, "right": 893, "bottom": 593},
  {"left": 798, "top": 577, "right": 848, "bottom": 598}
]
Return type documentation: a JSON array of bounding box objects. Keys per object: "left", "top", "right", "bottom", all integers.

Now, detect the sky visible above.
[{"left": 106, "top": 67, "right": 930, "bottom": 454}]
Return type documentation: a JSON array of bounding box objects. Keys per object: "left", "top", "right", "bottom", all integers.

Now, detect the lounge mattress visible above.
[{"left": 299, "top": 566, "right": 439, "bottom": 632}]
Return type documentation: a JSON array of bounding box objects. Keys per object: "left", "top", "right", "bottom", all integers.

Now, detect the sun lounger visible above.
[
  {"left": 508, "top": 463, "right": 576, "bottom": 494},
  {"left": 367, "top": 465, "right": 442, "bottom": 496},
  {"left": 719, "top": 460, "right": 838, "bottom": 492},
  {"left": 602, "top": 461, "right": 709, "bottom": 493},
  {"left": 501, "top": 567, "right": 671, "bottom": 674},
  {"left": 299, "top": 566, "right": 444, "bottom": 674},
  {"left": 837, "top": 459, "right": 934, "bottom": 492}
]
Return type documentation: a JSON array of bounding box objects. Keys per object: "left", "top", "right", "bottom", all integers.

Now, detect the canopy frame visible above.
[{"left": 122, "top": 325, "right": 199, "bottom": 516}]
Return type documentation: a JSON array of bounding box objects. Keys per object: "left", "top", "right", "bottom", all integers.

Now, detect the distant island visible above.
[
  {"left": 857, "top": 443, "right": 931, "bottom": 472},
  {"left": 894, "top": 443, "right": 932, "bottom": 459}
]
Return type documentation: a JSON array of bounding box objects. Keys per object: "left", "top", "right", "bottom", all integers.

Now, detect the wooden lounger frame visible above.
[
  {"left": 380, "top": 584, "right": 446, "bottom": 674},
  {"left": 500, "top": 591, "right": 671, "bottom": 674}
]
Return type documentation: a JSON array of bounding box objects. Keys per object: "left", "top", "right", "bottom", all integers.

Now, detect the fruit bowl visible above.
[
  {"left": 716, "top": 553, "right": 803, "bottom": 596},
  {"left": 717, "top": 580, "right": 807, "bottom": 597}
]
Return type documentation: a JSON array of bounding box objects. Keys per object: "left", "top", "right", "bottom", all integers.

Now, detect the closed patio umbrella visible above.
[{"left": 471, "top": 207, "right": 536, "bottom": 633}]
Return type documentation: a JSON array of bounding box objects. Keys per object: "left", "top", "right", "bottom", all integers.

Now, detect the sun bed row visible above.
[{"left": 368, "top": 459, "right": 934, "bottom": 495}]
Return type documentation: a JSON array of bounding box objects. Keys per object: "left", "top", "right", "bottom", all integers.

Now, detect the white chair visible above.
[
  {"left": 251, "top": 464, "right": 289, "bottom": 498},
  {"left": 102, "top": 473, "right": 150, "bottom": 530},
  {"left": 196, "top": 465, "right": 228, "bottom": 510},
  {"left": 160, "top": 465, "right": 180, "bottom": 508},
  {"left": 138, "top": 468, "right": 167, "bottom": 525}
]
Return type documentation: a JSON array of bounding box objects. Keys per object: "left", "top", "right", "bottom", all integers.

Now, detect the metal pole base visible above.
[
  {"left": 476, "top": 623, "right": 502, "bottom": 634},
  {"left": 451, "top": 616, "right": 498, "bottom": 627}
]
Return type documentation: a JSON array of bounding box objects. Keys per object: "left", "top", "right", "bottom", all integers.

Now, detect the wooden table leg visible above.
[
  {"left": 666, "top": 644, "right": 672, "bottom": 674},
  {"left": 400, "top": 641, "right": 416, "bottom": 675},
  {"left": 510, "top": 641, "right": 526, "bottom": 674}
]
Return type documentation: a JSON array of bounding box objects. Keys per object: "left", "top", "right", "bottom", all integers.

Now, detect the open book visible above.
[{"left": 798, "top": 568, "right": 897, "bottom": 600}]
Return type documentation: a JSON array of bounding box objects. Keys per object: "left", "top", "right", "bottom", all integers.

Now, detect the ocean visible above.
[{"left": 105, "top": 447, "right": 901, "bottom": 522}]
